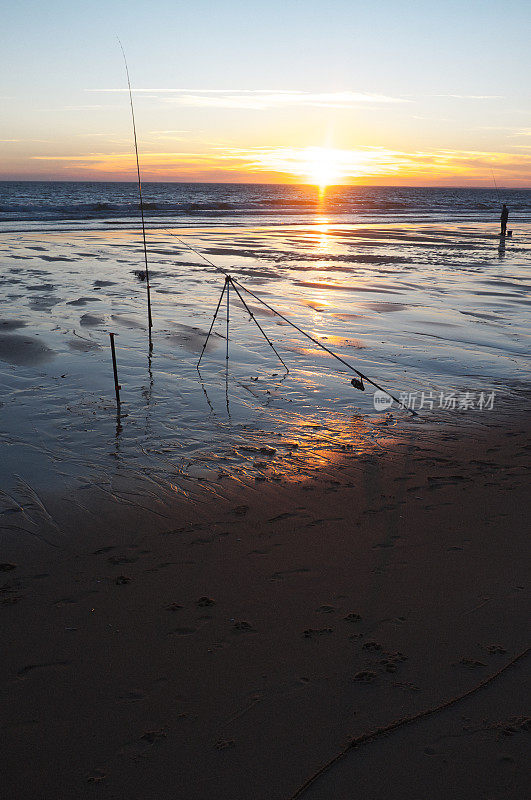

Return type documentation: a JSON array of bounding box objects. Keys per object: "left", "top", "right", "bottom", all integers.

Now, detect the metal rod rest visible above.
[{"left": 109, "top": 332, "right": 121, "bottom": 407}]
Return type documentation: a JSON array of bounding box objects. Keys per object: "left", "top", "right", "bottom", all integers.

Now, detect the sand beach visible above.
[{"left": 1, "top": 187, "right": 530, "bottom": 798}]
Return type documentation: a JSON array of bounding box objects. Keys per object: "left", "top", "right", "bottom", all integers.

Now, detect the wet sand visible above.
[
  {"left": 0, "top": 219, "right": 529, "bottom": 797},
  {"left": 0, "top": 221, "right": 530, "bottom": 493},
  {"left": 1, "top": 415, "right": 529, "bottom": 800}
]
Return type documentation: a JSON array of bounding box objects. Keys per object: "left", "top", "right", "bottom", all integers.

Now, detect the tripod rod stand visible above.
[{"left": 197, "top": 274, "right": 289, "bottom": 374}]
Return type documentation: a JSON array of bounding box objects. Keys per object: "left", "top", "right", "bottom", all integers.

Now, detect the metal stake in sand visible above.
[
  {"left": 197, "top": 277, "right": 228, "bottom": 369},
  {"left": 109, "top": 333, "right": 121, "bottom": 407},
  {"left": 117, "top": 38, "right": 153, "bottom": 348},
  {"left": 226, "top": 275, "right": 230, "bottom": 362},
  {"left": 229, "top": 276, "right": 289, "bottom": 373}
]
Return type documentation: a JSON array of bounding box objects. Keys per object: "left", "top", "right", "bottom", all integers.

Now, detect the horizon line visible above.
[{"left": 0, "top": 179, "right": 530, "bottom": 189}]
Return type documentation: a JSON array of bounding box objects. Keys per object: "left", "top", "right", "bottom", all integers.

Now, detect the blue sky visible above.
[{"left": 2, "top": 0, "right": 530, "bottom": 183}]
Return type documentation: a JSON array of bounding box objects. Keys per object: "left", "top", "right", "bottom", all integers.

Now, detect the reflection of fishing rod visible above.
[{"left": 117, "top": 37, "right": 153, "bottom": 344}]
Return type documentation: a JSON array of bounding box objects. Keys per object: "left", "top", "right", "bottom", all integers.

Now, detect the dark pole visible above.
[
  {"left": 226, "top": 275, "right": 230, "bottom": 362},
  {"left": 109, "top": 333, "right": 121, "bottom": 407}
]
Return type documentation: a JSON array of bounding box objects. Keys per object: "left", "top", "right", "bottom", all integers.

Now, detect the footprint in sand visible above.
[
  {"left": 86, "top": 770, "right": 106, "bottom": 783},
  {"left": 197, "top": 596, "right": 216, "bottom": 607},
  {"left": 16, "top": 660, "right": 71, "bottom": 678},
  {"left": 486, "top": 644, "right": 507, "bottom": 655},
  {"left": 108, "top": 555, "right": 138, "bottom": 565},
  {"left": 459, "top": 657, "right": 486, "bottom": 668},
  {"left": 303, "top": 627, "right": 333, "bottom": 639},
  {"left": 141, "top": 729, "right": 167, "bottom": 743},
  {"left": 117, "top": 690, "right": 145, "bottom": 702},
  {"left": 233, "top": 620, "right": 255, "bottom": 633},
  {"left": 168, "top": 627, "right": 199, "bottom": 636},
  {"left": 344, "top": 612, "right": 362, "bottom": 623},
  {"left": 215, "top": 738, "right": 235, "bottom": 750},
  {"left": 162, "top": 523, "right": 204, "bottom": 536},
  {"left": 352, "top": 670, "right": 377, "bottom": 683},
  {"left": 165, "top": 603, "right": 183, "bottom": 611},
  {"left": 270, "top": 568, "right": 310, "bottom": 581},
  {"left": 267, "top": 511, "right": 299, "bottom": 523}
]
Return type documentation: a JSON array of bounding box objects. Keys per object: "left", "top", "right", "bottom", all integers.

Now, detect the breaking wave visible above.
[{"left": 0, "top": 182, "right": 530, "bottom": 225}]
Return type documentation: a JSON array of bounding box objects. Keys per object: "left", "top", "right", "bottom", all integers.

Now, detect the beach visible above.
[
  {"left": 0, "top": 184, "right": 530, "bottom": 798},
  {"left": 1, "top": 414, "right": 529, "bottom": 799}
]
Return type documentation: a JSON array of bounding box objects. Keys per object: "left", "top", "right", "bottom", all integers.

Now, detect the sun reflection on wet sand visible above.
[
  {"left": 314, "top": 214, "right": 332, "bottom": 253},
  {"left": 0, "top": 218, "right": 529, "bottom": 499}
]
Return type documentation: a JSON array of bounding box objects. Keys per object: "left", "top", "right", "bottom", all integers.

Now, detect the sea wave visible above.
[{"left": 0, "top": 182, "right": 529, "bottom": 224}]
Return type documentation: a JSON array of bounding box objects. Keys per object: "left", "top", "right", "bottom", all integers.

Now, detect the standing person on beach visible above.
[{"left": 500, "top": 203, "right": 509, "bottom": 236}]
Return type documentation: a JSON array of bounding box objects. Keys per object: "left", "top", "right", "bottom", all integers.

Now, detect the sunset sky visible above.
[{"left": 1, "top": 0, "right": 530, "bottom": 185}]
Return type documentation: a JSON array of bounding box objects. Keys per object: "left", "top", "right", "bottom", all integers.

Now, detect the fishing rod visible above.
[
  {"left": 491, "top": 168, "right": 502, "bottom": 205},
  {"left": 112, "top": 55, "right": 414, "bottom": 415},
  {"left": 117, "top": 37, "right": 153, "bottom": 343},
  {"left": 163, "top": 228, "right": 416, "bottom": 415},
  {"left": 231, "top": 277, "right": 414, "bottom": 413}
]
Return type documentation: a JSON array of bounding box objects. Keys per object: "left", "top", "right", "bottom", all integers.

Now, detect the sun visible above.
[{"left": 303, "top": 147, "right": 343, "bottom": 189}]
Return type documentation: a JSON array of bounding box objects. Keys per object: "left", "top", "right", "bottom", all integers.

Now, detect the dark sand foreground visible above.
[{"left": 1, "top": 417, "right": 529, "bottom": 800}]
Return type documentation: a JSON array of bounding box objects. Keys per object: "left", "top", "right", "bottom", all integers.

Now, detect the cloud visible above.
[
  {"left": 88, "top": 88, "right": 409, "bottom": 110},
  {"left": 64, "top": 104, "right": 111, "bottom": 111},
  {"left": 431, "top": 94, "right": 503, "bottom": 100},
  {"left": 0, "top": 138, "right": 52, "bottom": 143},
  {"left": 28, "top": 144, "right": 531, "bottom": 183}
]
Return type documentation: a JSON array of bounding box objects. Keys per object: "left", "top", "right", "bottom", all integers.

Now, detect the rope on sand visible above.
[{"left": 287, "top": 646, "right": 530, "bottom": 800}]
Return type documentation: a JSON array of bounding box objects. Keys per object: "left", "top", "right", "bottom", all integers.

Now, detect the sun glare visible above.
[{"left": 303, "top": 147, "right": 343, "bottom": 189}]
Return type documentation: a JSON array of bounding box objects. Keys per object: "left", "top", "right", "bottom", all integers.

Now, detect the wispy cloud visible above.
[
  {"left": 29, "top": 144, "right": 531, "bottom": 183},
  {"left": 0, "top": 138, "right": 52, "bottom": 143},
  {"left": 88, "top": 88, "right": 409, "bottom": 110},
  {"left": 64, "top": 104, "right": 112, "bottom": 111},
  {"left": 431, "top": 94, "right": 503, "bottom": 100}
]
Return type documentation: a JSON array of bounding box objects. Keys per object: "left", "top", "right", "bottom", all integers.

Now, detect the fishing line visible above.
[
  {"left": 162, "top": 229, "right": 415, "bottom": 414},
  {"left": 163, "top": 228, "right": 229, "bottom": 274},
  {"left": 491, "top": 168, "right": 502, "bottom": 205},
  {"left": 117, "top": 37, "right": 153, "bottom": 340},
  {"left": 232, "top": 277, "right": 413, "bottom": 412}
]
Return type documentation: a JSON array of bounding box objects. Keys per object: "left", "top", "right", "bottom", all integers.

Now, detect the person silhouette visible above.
[{"left": 500, "top": 203, "right": 509, "bottom": 236}]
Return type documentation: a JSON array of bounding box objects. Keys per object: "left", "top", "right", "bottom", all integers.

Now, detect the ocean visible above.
[{"left": 1, "top": 182, "right": 530, "bottom": 229}]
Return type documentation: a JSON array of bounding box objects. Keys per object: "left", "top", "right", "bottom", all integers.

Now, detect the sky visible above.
[{"left": 1, "top": 0, "right": 530, "bottom": 185}]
